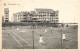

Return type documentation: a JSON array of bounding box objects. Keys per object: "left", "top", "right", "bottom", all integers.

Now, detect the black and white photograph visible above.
[{"left": 1, "top": 0, "right": 79, "bottom": 49}]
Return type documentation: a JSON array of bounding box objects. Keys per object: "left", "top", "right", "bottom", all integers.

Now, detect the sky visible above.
[{"left": 2, "top": 0, "right": 80, "bottom": 23}]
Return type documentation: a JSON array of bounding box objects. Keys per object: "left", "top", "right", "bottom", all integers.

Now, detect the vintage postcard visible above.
[{"left": 0, "top": 0, "right": 80, "bottom": 51}]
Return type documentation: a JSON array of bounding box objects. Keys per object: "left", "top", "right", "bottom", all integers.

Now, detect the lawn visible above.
[{"left": 2, "top": 25, "right": 78, "bottom": 49}]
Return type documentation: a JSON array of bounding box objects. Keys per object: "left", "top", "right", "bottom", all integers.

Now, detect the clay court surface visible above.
[{"left": 2, "top": 25, "right": 78, "bottom": 49}]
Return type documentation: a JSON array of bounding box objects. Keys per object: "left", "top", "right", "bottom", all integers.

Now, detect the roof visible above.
[{"left": 35, "top": 8, "right": 55, "bottom": 13}]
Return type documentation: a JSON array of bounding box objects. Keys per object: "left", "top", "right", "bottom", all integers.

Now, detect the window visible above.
[
  {"left": 5, "top": 20, "right": 8, "bottom": 22},
  {"left": 24, "top": 18, "right": 26, "bottom": 19},
  {"left": 23, "top": 15, "right": 26, "bottom": 16},
  {"left": 5, "top": 18, "right": 8, "bottom": 19},
  {"left": 5, "top": 12, "right": 8, "bottom": 14},
  {"left": 6, "top": 15, "right": 8, "bottom": 17}
]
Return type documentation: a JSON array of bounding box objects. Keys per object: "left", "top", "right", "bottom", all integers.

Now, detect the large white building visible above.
[
  {"left": 34, "top": 9, "right": 59, "bottom": 23},
  {"left": 13, "top": 8, "right": 59, "bottom": 23}
]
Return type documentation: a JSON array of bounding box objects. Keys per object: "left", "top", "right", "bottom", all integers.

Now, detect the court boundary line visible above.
[
  {"left": 13, "top": 32, "right": 31, "bottom": 46},
  {"left": 10, "top": 33, "right": 23, "bottom": 47}
]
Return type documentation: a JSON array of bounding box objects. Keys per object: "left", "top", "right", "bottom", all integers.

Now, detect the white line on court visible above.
[
  {"left": 13, "top": 32, "right": 31, "bottom": 46},
  {"left": 10, "top": 33, "right": 23, "bottom": 47}
]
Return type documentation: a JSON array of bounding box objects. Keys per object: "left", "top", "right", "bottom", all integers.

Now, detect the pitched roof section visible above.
[{"left": 35, "top": 8, "right": 55, "bottom": 13}]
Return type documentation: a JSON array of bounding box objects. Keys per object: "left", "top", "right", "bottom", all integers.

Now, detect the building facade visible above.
[
  {"left": 13, "top": 8, "right": 59, "bottom": 23},
  {"left": 34, "top": 9, "right": 59, "bottom": 23},
  {"left": 13, "top": 11, "right": 32, "bottom": 22},
  {"left": 4, "top": 8, "right": 9, "bottom": 22},
  {"left": 2, "top": 16, "right": 4, "bottom": 22}
]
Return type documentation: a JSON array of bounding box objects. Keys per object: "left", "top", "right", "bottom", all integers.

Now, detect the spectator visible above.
[{"left": 62, "top": 33, "right": 66, "bottom": 42}]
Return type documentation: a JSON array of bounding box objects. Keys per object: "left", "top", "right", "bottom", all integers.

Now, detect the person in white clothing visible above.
[
  {"left": 45, "top": 29, "right": 47, "bottom": 33},
  {"left": 39, "top": 35, "right": 44, "bottom": 45},
  {"left": 17, "top": 28, "right": 19, "bottom": 30},
  {"left": 62, "top": 33, "right": 66, "bottom": 42}
]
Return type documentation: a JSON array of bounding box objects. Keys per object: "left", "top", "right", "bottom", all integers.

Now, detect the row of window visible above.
[
  {"left": 38, "top": 18, "right": 58, "bottom": 20},
  {"left": 17, "top": 17, "right": 58, "bottom": 19},
  {"left": 16, "top": 14, "right": 58, "bottom": 17},
  {"left": 38, "top": 18, "right": 58, "bottom": 19},
  {"left": 16, "top": 17, "right": 58, "bottom": 20}
]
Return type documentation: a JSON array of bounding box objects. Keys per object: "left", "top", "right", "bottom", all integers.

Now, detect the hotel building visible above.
[{"left": 13, "top": 8, "right": 59, "bottom": 23}]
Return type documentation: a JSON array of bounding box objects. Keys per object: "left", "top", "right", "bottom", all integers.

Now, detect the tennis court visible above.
[{"left": 2, "top": 25, "right": 78, "bottom": 49}]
